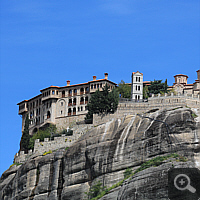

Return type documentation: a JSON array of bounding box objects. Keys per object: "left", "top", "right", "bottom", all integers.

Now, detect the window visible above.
[
  {"left": 74, "top": 89, "right": 77, "bottom": 94},
  {"left": 138, "top": 77, "right": 140, "bottom": 82},
  {"left": 78, "top": 107, "right": 80, "bottom": 112},
  {"left": 47, "top": 111, "right": 51, "bottom": 119},
  {"left": 61, "top": 110, "right": 63, "bottom": 114},
  {"left": 136, "top": 77, "right": 138, "bottom": 82},
  {"left": 136, "top": 85, "right": 137, "bottom": 91},
  {"left": 81, "top": 106, "right": 83, "bottom": 111},
  {"left": 52, "top": 90, "right": 55, "bottom": 95},
  {"left": 56, "top": 91, "right": 58, "bottom": 95},
  {"left": 94, "top": 84, "right": 96, "bottom": 89},
  {"left": 100, "top": 83, "right": 102, "bottom": 88},
  {"left": 97, "top": 84, "right": 99, "bottom": 88},
  {"left": 138, "top": 86, "right": 140, "bottom": 91},
  {"left": 61, "top": 102, "right": 63, "bottom": 106},
  {"left": 91, "top": 85, "right": 93, "bottom": 89},
  {"left": 62, "top": 91, "right": 65, "bottom": 97}
]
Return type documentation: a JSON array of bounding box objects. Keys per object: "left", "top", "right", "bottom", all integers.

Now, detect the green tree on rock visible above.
[
  {"left": 85, "top": 84, "right": 119, "bottom": 120},
  {"left": 20, "top": 115, "right": 30, "bottom": 153},
  {"left": 117, "top": 80, "right": 131, "bottom": 98},
  {"left": 148, "top": 79, "right": 168, "bottom": 95}
]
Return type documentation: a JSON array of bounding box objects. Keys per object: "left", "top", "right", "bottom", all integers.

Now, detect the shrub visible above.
[
  {"left": 43, "top": 150, "right": 52, "bottom": 156},
  {"left": 124, "top": 168, "right": 132, "bottom": 179},
  {"left": 85, "top": 181, "right": 107, "bottom": 199},
  {"left": 9, "top": 162, "right": 22, "bottom": 168},
  {"left": 29, "top": 124, "right": 56, "bottom": 150},
  {"left": 60, "top": 129, "right": 73, "bottom": 136}
]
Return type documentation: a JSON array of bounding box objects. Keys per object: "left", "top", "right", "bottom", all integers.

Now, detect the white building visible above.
[{"left": 131, "top": 71, "right": 143, "bottom": 101}]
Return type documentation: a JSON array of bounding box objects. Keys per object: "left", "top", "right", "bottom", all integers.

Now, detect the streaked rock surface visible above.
[{"left": 0, "top": 107, "right": 199, "bottom": 200}]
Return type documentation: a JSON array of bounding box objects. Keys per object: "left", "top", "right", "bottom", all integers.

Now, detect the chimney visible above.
[
  {"left": 93, "top": 76, "right": 97, "bottom": 81},
  {"left": 104, "top": 73, "right": 108, "bottom": 80},
  {"left": 66, "top": 80, "right": 70, "bottom": 86}
]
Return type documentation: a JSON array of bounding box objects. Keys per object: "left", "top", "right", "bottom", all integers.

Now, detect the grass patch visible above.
[
  {"left": 43, "top": 150, "right": 52, "bottom": 156},
  {"left": 192, "top": 113, "right": 198, "bottom": 118},
  {"left": 9, "top": 162, "right": 22, "bottom": 168},
  {"left": 88, "top": 153, "right": 187, "bottom": 200}
]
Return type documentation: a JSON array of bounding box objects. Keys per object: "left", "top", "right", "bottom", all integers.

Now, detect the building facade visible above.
[
  {"left": 18, "top": 73, "right": 117, "bottom": 135},
  {"left": 170, "top": 70, "right": 200, "bottom": 95},
  {"left": 131, "top": 71, "right": 143, "bottom": 101}
]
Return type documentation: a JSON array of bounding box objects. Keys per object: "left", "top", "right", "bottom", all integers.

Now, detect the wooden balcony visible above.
[
  {"left": 80, "top": 91, "right": 84, "bottom": 95},
  {"left": 68, "top": 113, "right": 71, "bottom": 116},
  {"left": 68, "top": 103, "right": 72, "bottom": 106},
  {"left": 73, "top": 112, "right": 76, "bottom": 115},
  {"left": 73, "top": 102, "right": 76, "bottom": 106},
  {"left": 80, "top": 101, "right": 84, "bottom": 105}
]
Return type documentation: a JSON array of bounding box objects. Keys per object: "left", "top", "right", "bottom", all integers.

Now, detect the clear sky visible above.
[{"left": 0, "top": 0, "right": 199, "bottom": 175}]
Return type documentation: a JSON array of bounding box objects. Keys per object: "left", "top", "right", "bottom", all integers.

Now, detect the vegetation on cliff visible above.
[
  {"left": 148, "top": 79, "right": 168, "bottom": 95},
  {"left": 117, "top": 80, "right": 131, "bottom": 98},
  {"left": 86, "top": 84, "right": 119, "bottom": 120},
  {"left": 20, "top": 115, "right": 30, "bottom": 153},
  {"left": 88, "top": 153, "right": 187, "bottom": 200}
]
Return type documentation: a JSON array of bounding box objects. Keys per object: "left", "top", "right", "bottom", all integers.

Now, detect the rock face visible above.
[{"left": 0, "top": 107, "right": 199, "bottom": 200}]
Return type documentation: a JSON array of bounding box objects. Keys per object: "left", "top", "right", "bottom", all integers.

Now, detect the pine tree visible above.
[
  {"left": 148, "top": 80, "right": 168, "bottom": 95},
  {"left": 20, "top": 115, "right": 30, "bottom": 153},
  {"left": 85, "top": 84, "right": 119, "bottom": 120},
  {"left": 117, "top": 80, "right": 131, "bottom": 98}
]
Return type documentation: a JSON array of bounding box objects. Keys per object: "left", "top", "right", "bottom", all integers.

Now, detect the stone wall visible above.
[
  {"left": 55, "top": 114, "right": 86, "bottom": 131},
  {"left": 93, "top": 93, "right": 200, "bottom": 126}
]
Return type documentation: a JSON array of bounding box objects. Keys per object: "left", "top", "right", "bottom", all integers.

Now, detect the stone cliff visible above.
[{"left": 0, "top": 107, "right": 199, "bottom": 200}]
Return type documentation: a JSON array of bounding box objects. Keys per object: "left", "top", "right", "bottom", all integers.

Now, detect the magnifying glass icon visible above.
[{"left": 174, "top": 174, "right": 196, "bottom": 193}]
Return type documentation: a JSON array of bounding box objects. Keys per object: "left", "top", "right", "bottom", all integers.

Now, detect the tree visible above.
[
  {"left": 85, "top": 84, "right": 119, "bottom": 120},
  {"left": 29, "top": 124, "right": 56, "bottom": 150},
  {"left": 20, "top": 115, "right": 30, "bottom": 153},
  {"left": 117, "top": 80, "right": 131, "bottom": 98},
  {"left": 148, "top": 80, "right": 168, "bottom": 95},
  {"left": 143, "top": 85, "right": 149, "bottom": 99}
]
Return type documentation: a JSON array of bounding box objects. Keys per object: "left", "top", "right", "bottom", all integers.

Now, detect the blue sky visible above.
[{"left": 0, "top": 0, "right": 199, "bottom": 175}]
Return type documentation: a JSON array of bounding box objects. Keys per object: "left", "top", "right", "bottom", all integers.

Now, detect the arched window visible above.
[
  {"left": 78, "top": 107, "right": 80, "bottom": 112},
  {"left": 47, "top": 111, "right": 51, "bottom": 119},
  {"left": 81, "top": 106, "right": 83, "bottom": 111},
  {"left": 80, "top": 88, "right": 84, "bottom": 95},
  {"left": 138, "top": 77, "right": 140, "bottom": 82},
  {"left": 85, "top": 96, "right": 88, "bottom": 104},
  {"left": 68, "top": 108, "right": 72, "bottom": 116},
  {"left": 94, "top": 84, "right": 96, "bottom": 89},
  {"left": 136, "top": 85, "right": 137, "bottom": 91},
  {"left": 73, "top": 107, "right": 76, "bottom": 115},
  {"left": 73, "top": 98, "right": 76, "bottom": 105},
  {"left": 74, "top": 89, "right": 77, "bottom": 95},
  {"left": 91, "top": 85, "right": 93, "bottom": 89},
  {"left": 85, "top": 87, "right": 89, "bottom": 93},
  {"left": 69, "top": 90, "right": 72, "bottom": 96},
  {"left": 68, "top": 99, "right": 72, "bottom": 106},
  {"left": 80, "top": 97, "right": 84, "bottom": 105},
  {"left": 138, "top": 86, "right": 140, "bottom": 91}
]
